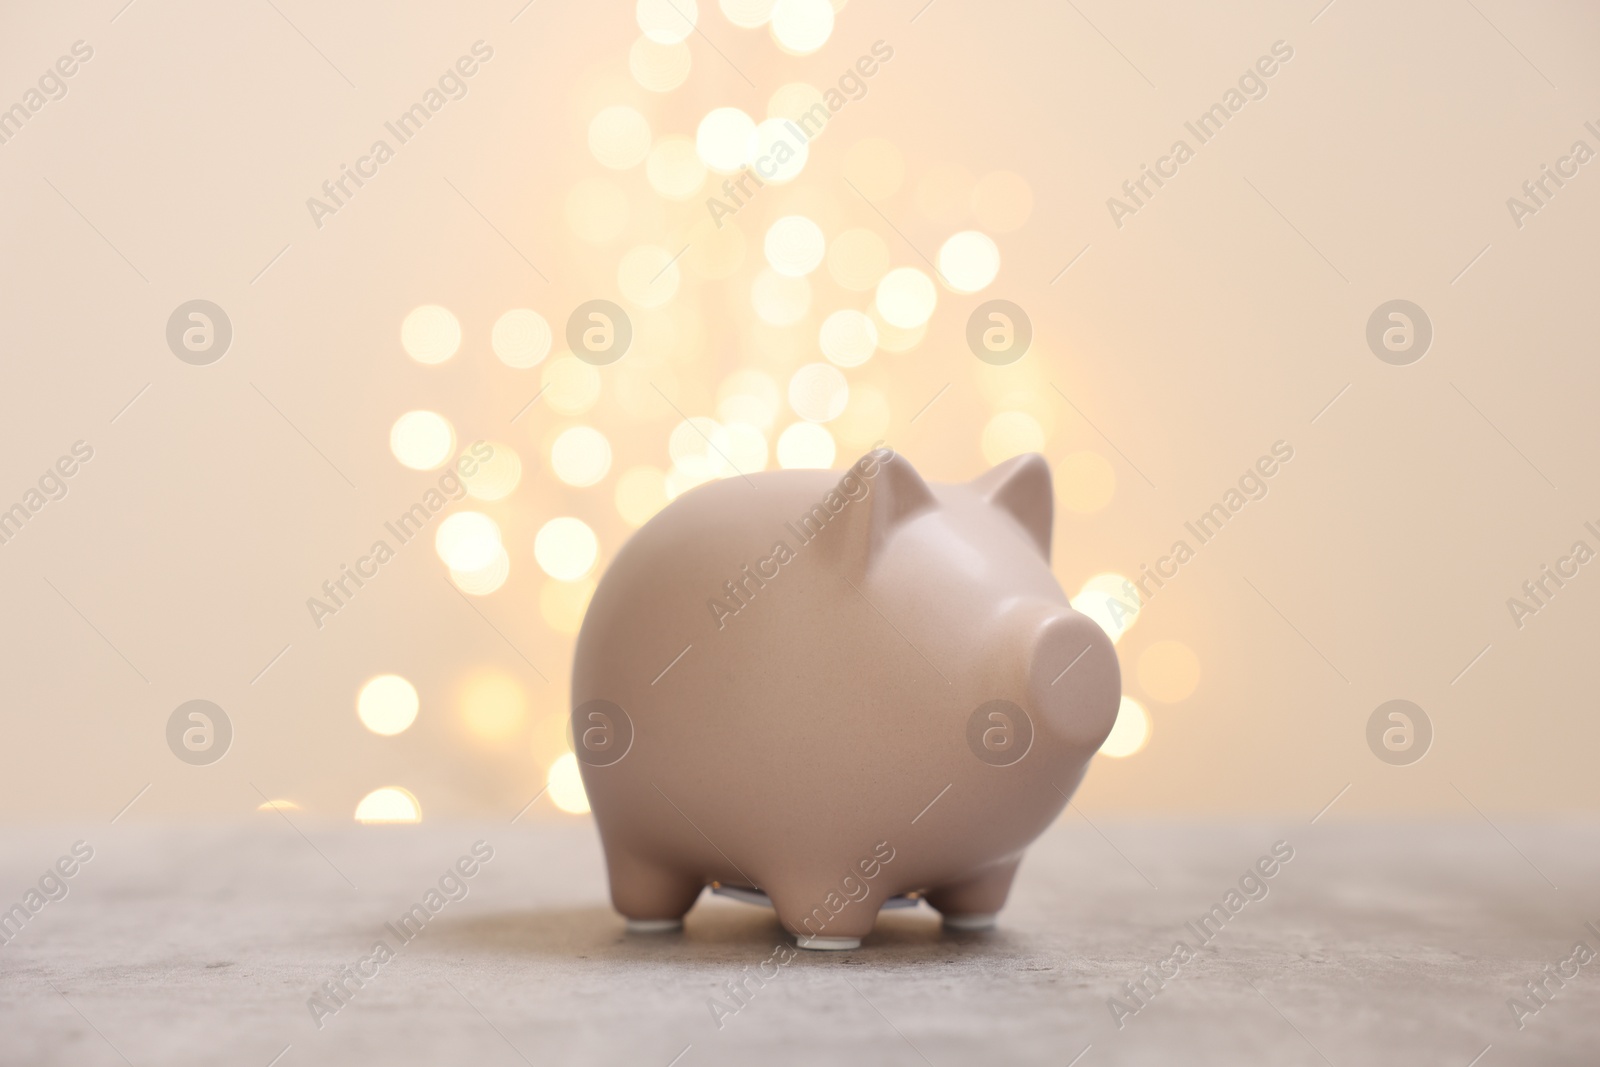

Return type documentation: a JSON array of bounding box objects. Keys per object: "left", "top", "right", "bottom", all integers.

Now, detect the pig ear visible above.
[
  {"left": 971, "top": 453, "right": 1053, "bottom": 560},
  {"left": 829, "top": 450, "right": 937, "bottom": 570}
]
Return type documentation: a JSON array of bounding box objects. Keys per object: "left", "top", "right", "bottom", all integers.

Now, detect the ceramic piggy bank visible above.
[{"left": 571, "top": 449, "right": 1120, "bottom": 949}]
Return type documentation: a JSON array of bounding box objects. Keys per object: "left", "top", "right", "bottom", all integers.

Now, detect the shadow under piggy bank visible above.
[{"left": 427, "top": 897, "right": 1027, "bottom": 968}]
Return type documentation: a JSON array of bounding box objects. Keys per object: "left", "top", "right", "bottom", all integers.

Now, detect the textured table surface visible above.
[{"left": 2, "top": 818, "right": 1596, "bottom": 1066}]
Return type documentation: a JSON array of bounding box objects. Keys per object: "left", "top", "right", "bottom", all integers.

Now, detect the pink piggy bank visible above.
[{"left": 572, "top": 449, "right": 1121, "bottom": 949}]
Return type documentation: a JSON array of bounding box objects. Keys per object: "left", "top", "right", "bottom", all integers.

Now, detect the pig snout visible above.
[{"left": 1026, "top": 609, "right": 1121, "bottom": 753}]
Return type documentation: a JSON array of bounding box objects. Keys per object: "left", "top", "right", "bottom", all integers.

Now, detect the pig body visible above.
[{"left": 572, "top": 449, "right": 1120, "bottom": 949}]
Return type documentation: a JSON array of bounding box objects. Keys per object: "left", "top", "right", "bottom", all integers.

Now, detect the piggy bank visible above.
[{"left": 571, "top": 449, "right": 1120, "bottom": 949}]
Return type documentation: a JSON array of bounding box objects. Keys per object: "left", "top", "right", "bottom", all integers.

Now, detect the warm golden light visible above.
[
  {"left": 764, "top": 216, "right": 826, "bottom": 277},
  {"left": 588, "top": 105, "right": 651, "bottom": 170},
  {"left": 257, "top": 799, "right": 300, "bottom": 812},
  {"left": 550, "top": 425, "right": 613, "bottom": 487},
  {"left": 980, "top": 411, "right": 1045, "bottom": 464},
  {"left": 875, "top": 267, "right": 937, "bottom": 328},
  {"left": 450, "top": 545, "right": 510, "bottom": 596},
  {"left": 696, "top": 107, "right": 755, "bottom": 172},
  {"left": 1056, "top": 451, "right": 1116, "bottom": 514},
  {"left": 435, "top": 511, "right": 503, "bottom": 572},
  {"left": 542, "top": 355, "right": 603, "bottom": 415},
  {"left": 491, "top": 309, "right": 552, "bottom": 368},
  {"left": 463, "top": 443, "right": 523, "bottom": 501},
  {"left": 389, "top": 410, "right": 456, "bottom": 471},
  {"left": 777, "top": 421, "right": 836, "bottom": 468},
  {"left": 788, "top": 363, "right": 849, "bottom": 423},
  {"left": 629, "top": 36, "right": 691, "bottom": 92},
  {"left": 819, "top": 309, "right": 877, "bottom": 368},
  {"left": 771, "top": 0, "right": 833, "bottom": 53},
  {"left": 637, "top": 0, "right": 696, "bottom": 44},
  {"left": 400, "top": 305, "right": 460, "bottom": 364},
  {"left": 459, "top": 670, "right": 527, "bottom": 743},
  {"left": 615, "top": 466, "right": 670, "bottom": 526},
  {"left": 357, "top": 674, "right": 420, "bottom": 736},
  {"left": 647, "top": 135, "right": 706, "bottom": 200},
  {"left": 355, "top": 786, "right": 421, "bottom": 823},
  {"left": 1073, "top": 573, "right": 1140, "bottom": 644},
  {"left": 540, "top": 577, "right": 597, "bottom": 634},
  {"left": 547, "top": 752, "right": 590, "bottom": 814},
  {"left": 1138, "top": 641, "right": 1201, "bottom": 703},
  {"left": 723, "top": 0, "right": 777, "bottom": 27},
  {"left": 1100, "top": 696, "right": 1150, "bottom": 758},
  {"left": 827, "top": 227, "right": 891, "bottom": 291},
  {"left": 752, "top": 268, "right": 812, "bottom": 326},
  {"left": 619, "top": 245, "right": 681, "bottom": 308},
  {"left": 938, "top": 231, "right": 1001, "bottom": 293},
  {"left": 751, "top": 118, "right": 809, "bottom": 182},
  {"left": 536, "top": 517, "right": 599, "bottom": 581}
]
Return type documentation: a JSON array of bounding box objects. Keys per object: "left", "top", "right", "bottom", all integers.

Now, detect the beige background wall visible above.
[{"left": 1, "top": 0, "right": 1595, "bottom": 823}]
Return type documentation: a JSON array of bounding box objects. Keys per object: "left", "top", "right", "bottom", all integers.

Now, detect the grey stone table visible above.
[{"left": 2, "top": 818, "right": 1596, "bottom": 1066}]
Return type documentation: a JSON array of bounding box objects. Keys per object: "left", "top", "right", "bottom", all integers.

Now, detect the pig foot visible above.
[
  {"left": 605, "top": 848, "right": 704, "bottom": 929},
  {"left": 925, "top": 858, "right": 1020, "bottom": 931},
  {"left": 769, "top": 886, "right": 882, "bottom": 951}
]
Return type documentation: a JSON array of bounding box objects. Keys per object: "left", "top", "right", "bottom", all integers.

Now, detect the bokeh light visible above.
[
  {"left": 548, "top": 752, "right": 591, "bottom": 814},
  {"left": 459, "top": 670, "right": 527, "bottom": 743},
  {"left": 752, "top": 268, "right": 812, "bottom": 326},
  {"left": 1072, "top": 573, "right": 1140, "bottom": 644},
  {"left": 637, "top": 0, "right": 696, "bottom": 43},
  {"left": 938, "top": 230, "right": 1001, "bottom": 293},
  {"left": 356, "top": 675, "right": 419, "bottom": 736},
  {"left": 646, "top": 135, "right": 707, "bottom": 199},
  {"left": 972, "top": 170, "right": 1034, "bottom": 232},
  {"left": 491, "top": 309, "right": 552, "bottom": 368},
  {"left": 827, "top": 227, "right": 891, "bottom": 291},
  {"left": 450, "top": 545, "right": 510, "bottom": 595},
  {"left": 400, "top": 305, "right": 460, "bottom": 364},
  {"left": 980, "top": 411, "right": 1045, "bottom": 464},
  {"left": 723, "top": 0, "right": 777, "bottom": 26},
  {"left": 463, "top": 443, "right": 523, "bottom": 501},
  {"left": 1138, "top": 641, "right": 1201, "bottom": 703},
  {"left": 619, "top": 245, "right": 682, "bottom": 307},
  {"left": 750, "top": 118, "right": 810, "bottom": 182},
  {"left": 697, "top": 107, "right": 755, "bottom": 172},
  {"left": 588, "top": 105, "right": 651, "bottom": 170},
  {"left": 875, "top": 267, "right": 937, "bottom": 328},
  {"left": 1056, "top": 451, "right": 1116, "bottom": 514},
  {"left": 355, "top": 787, "right": 421, "bottom": 823},
  {"left": 771, "top": 0, "right": 834, "bottom": 53},
  {"left": 1100, "top": 696, "right": 1150, "bottom": 758},
  {"left": 550, "top": 425, "right": 613, "bottom": 487},
  {"left": 629, "top": 37, "right": 691, "bottom": 92},
  {"left": 834, "top": 383, "right": 890, "bottom": 446},
  {"left": 435, "top": 512, "right": 503, "bottom": 572},
  {"left": 615, "top": 466, "right": 670, "bottom": 526},
  {"left": 542, "top": 355, "right": 603, "bottom": 415},
  {"left": 541, "top": 578, "right": 596, "bottom": 634},
  {"left": 536, "top": 517, "right": 599, "bottom": 580},
  {"left": 764, "top": 216, "right": 826, "bottom": 277},
  {"left": 778, "top": 421, "right": 837, "bottom": 467},
  {"left": 390, "top": 410, "right": 456, "bottom": 471},
  {"left": 819, "top": 309, "right": 877, "bottom": 367},
  {"left": 789, "top": 363, "right": 849, "bottom": 422}
]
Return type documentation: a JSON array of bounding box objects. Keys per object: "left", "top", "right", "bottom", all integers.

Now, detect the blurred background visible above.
[{"left": 1, "top": 0, "right": 1596, "bottom": 826}]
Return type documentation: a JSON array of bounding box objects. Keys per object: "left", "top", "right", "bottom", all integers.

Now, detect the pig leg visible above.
[
  {"left": 605, "top": 848, "right": 705, "bottom": 932},
  {"left": 768, "top": 884, "right": 883, "bottom": 951},
  {"left": 924, "top": 858, "right": 1021, "bottom": 930}
]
